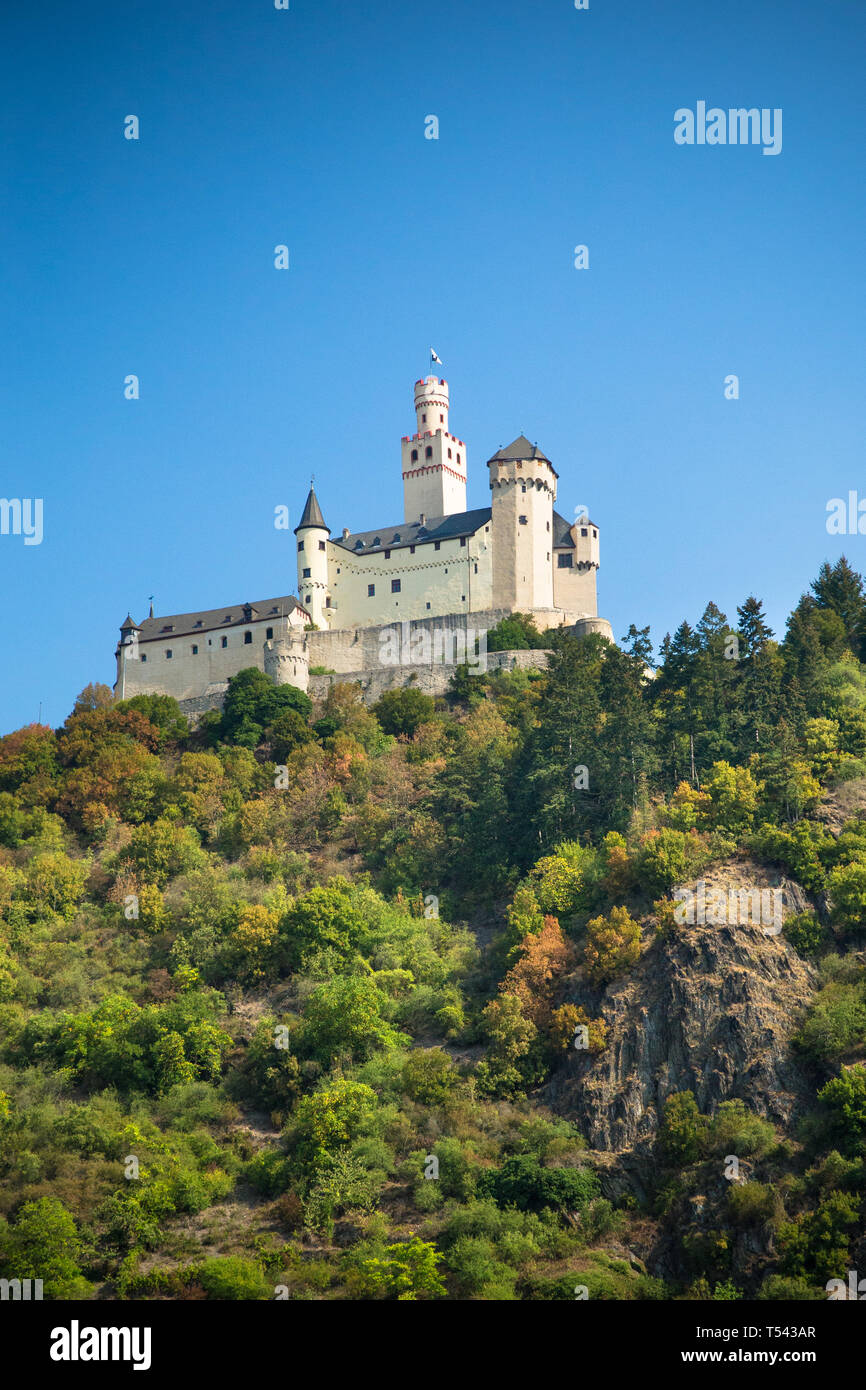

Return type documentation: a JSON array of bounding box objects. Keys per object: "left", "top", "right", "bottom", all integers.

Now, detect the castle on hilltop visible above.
[{"left": 114, "top": 373, "right": 613, "bottom": 712}]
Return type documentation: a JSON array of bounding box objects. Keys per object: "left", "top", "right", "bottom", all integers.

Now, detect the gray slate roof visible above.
[
  {"left": 488, "top": 434, "right": 552, "bottom": 463},
  {"left": 295, "top": 486, "right": 328, "bottom": 532},
  {"left": 552, "top": 509, "right": 598, "bottom": 548},
  {"left": 333, "top": 507, "right": 493, "bottom": 556},
  {"left": 123, "top": 596, "right": 306, "bottom": 643}
]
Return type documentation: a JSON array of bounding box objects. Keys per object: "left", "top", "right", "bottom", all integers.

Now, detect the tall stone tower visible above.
[
  {"left": 401, "top": 376, "right": 467, "bottom": 523},
  {"left": 488, "top": 437, "right": 557, "bottom": 611},
  {"left": 294, "top": 483, "right": 330, "bottom": 628}
]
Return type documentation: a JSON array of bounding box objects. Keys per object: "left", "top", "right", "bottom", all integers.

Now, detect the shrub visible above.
[{"left": 197, "top": 1256, "right": 271, "bottom": 1300}]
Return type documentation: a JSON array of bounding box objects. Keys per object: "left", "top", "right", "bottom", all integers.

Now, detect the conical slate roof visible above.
[
  {"left": 294, "top": 484, "right": 328, "bottom": 533},
  {"left": 120, "top": 613, "right": 139, "bottom": 631}
]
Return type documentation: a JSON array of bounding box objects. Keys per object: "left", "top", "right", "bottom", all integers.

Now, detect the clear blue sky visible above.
[{"left": 1, "top": 0, "right": 864, "bottom": 733}]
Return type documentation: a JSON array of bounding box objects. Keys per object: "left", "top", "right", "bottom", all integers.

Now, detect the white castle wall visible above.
[{"left": 325, "top": 529, "right": 493, "bottom": 628}]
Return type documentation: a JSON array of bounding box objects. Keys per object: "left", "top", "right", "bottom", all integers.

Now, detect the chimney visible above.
[
  {"left": 419, "top": 512, "right": 426, "bottom": 526},
  {"left": 342, "top": 527, "right": 350, "bottom": 540}
]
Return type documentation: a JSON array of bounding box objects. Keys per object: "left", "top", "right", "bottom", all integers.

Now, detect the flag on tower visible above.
[{"left": 430, "top": 348, "right": 442, "bottom": 365}]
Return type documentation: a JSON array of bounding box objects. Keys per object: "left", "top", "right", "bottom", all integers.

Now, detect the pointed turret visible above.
[
  {"left": 294, "top": 481, "right": 330, "bottom": 628},
  {"left": 295, "top": 484, "right": 327, "bottom": 534}
]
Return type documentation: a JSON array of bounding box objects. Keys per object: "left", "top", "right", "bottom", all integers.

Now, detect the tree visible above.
[
  {"left": 351, "top": 1237, "right": 446, "bottom": 1300},
  {"left": 73, "top": 682, "right": 114, "bottom": 713},
  {"left": 301, "top": 976, "right": 406, "bottom": 1064},
  {"left": 582, "top": 907, "right": 641, "bottom": 986},
  {"left": 659, "top": 1091, "right": 707, "bottom": 1166},
  {"left": 502, "top": 917, "right": 574, "bottom": 1031},
  {"left": 0, "top": 1196, "right": 86, "bottom": 1297},
  {"left": 518, "top": 632, "right": 605, "bottom": 850},
  {"left": 811, "top": 557, "right": 866, "bottom": 659},
  {"left": 220, "top": 668, "right": 312, "bottom": 747},
  {"left": 486, "top": 613, "right": 548, "bottom": 651},
  {"left": 818, "top": 1065, "right": 866, "bottom": 1148},
  {"left": 372, "top": 688, "right": 436, "bottom": 738}
]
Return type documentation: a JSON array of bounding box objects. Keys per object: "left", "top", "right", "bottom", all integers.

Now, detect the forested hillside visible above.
[{"left": 2, "top": 558, "right": 866, "bottom": 1301}]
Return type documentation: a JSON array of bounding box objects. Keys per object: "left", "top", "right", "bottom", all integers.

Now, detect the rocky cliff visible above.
[{"left": 544, "top": 861, "right": 818, "bottom": 1158}]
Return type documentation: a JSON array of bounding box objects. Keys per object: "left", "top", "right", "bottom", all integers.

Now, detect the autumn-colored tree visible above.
[
  {"left": 582, "top": 906, "right": 642, "bottom": 987},
  {"left": 502, "top": 916, "right": 574, "bottom": 1030}
]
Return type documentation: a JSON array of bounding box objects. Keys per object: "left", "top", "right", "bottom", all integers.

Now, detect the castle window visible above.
[
  {"left": 325, "top": 597, "right": 331, "bottom": 608},
  {"left": 474, "top": 563, "right": 478, "bottom": 574},
  {"left": 422, "top": 413, "right": 426, "bottom": 423},
  {"left": 266, "top": 627, "right": 274, "bottom": 639},
  {"left": 546, "top": 520, "right": 550, "bottom": 531},
  {"left": 141, "top": 653, "right": 147, "bottom": 662},
  {"left": 425, "top": 446, "right": 433, "bottom": 458},
  {"left": 557, "top": 553, "right": 573, "bottom": 568},
  {"left": 191, "top": 644, "right": 199, "bottom": 655},
  {"left": 410, "top": 545, "right": 415, "bottom": 554},
  {"left": 302, "top": 567, "right": 311, "bottom": 578},
  {"left": 411, "top": 449, "right": 418, "bottom": 461},
  {"left": 457, "top": 453, "right": 461, "bottom": 465},
  {"left": 244, "top": 632, "right": 252, "bottom": 644},
  {"left": 384, "top": 549, "right": 390, "bottom": 559},
  {"left": 461, "top": 595, "right": 466, "bottom": 602},
  {"left": 165, "top": 649, "right": 173, "bottom": 659},
  {"left": 434, "top": 541, "right": 441, "bottom": 551},
  {"left": 519, "top": 515, "right": 528, "bottom": 525},
  {"left": 426, "top": 602, "right": 431, "bottom": 609},
  {"left": 298, "top": 540, "right": 304, "bottom": 552},
  {"left": 581, "top": 527, "right": 588, "bottom": 537},
  {"left": 592, "top": 529, "right": 597, "bottom": 538},
  {"left": 440, "top": 414, "right": 444, "bottom": 422},
  {"left": 368, "top": 584, "right": 375, "bottom": 597},
  {"left": 459, "top": 537, "right": 466, "bottom": 547},
  {"left": 221, "top": 636, "right": 228, "bottom": 649},
  {"left": 391, "top": 579, "right": 401, "bottom": 594},
  {"left": 447, "top": 449, "right": 452, "bottom": 458}
]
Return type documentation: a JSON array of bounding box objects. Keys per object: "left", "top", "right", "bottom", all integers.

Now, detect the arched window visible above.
[
  {"left": 411, "top": 449, "right": 418, "bottom": 461},
  {"left": 425, "top": 446, "right": 433, "bottom": 458}
]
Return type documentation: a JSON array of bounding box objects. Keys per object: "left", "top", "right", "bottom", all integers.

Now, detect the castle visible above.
[{"left": 114, "top": 373, "right": 613, "bottom": 711}]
